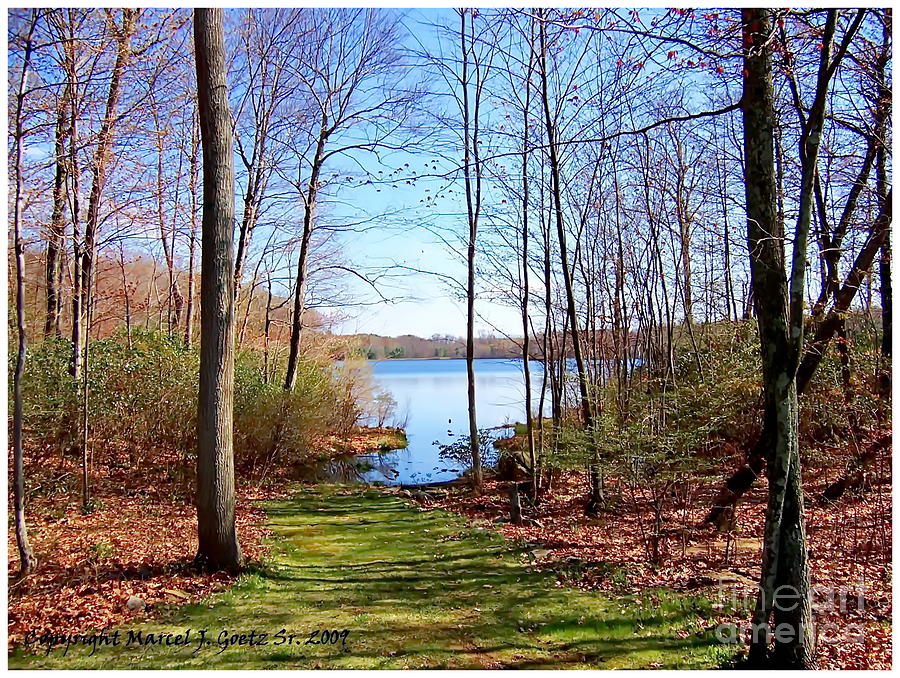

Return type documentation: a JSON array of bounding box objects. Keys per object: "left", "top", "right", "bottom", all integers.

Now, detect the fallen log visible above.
[{"left": 820, "top": 434, "right": 891, "bottom": 503}]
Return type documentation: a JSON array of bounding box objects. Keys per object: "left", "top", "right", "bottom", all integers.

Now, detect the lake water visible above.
[{"left": 358, "top": 358, "right": 547, "bottom": 485}]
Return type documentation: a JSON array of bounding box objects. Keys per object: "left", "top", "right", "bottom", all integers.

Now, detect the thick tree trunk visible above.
[
  {"left": 194, "top": 7, "right": 243, "bottom": 572},
  {"left": 742, "top": 9, "right": 814, "bottom": 667},
  {"left": 12, "top": 12, "right": 38, "bottom": 575}
]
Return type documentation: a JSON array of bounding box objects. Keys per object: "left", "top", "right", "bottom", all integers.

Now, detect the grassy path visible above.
[{"left": 10, "top": 486, "right": 733, "bottom": 669}]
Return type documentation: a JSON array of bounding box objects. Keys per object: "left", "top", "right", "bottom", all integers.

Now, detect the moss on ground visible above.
[{"left": 9, "top": 486, "right": 736, "bottom": 669}]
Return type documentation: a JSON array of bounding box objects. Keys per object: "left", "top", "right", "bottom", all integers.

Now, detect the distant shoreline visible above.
[{"left": 366, "top": 356, "right": 519, "bottom": 362}]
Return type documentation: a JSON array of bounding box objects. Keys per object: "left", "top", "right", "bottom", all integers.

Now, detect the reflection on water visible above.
[
  {"left": 358, "top": 358, "right": 547, "bottom": 486},
  {"left": 296, "top": 457, "right": 370, "bottom": 484}
]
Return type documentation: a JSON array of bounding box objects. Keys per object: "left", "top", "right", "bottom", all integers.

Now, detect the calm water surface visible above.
[{"left": 359, "top": 358, "right": 547, "bottom": 485}]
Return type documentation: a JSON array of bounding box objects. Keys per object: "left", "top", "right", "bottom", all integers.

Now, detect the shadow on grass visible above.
[{"left": 10, "top": 485, "right": 737, "bottom": 669}]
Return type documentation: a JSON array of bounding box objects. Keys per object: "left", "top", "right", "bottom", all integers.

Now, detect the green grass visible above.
[
  {"left": 374, "top": 428, "right": 408, "bottom": 452},
  {"left": 9, "top": 486, "right": 736, "bottom": 669}
]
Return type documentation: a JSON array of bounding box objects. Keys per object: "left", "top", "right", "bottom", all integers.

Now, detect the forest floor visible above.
[
  {"left": 414, "top": 466, "right": 892, "bottom": 670},
  {"left": 6, "top": 426, "right": 400, "bottom": 651},
  {"left": 9, "top": 485, "right": 737, "bottom": 669}
]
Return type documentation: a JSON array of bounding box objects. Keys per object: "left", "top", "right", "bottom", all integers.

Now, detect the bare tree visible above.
[
  {"left": 184, "top": 108, "right": 200, "bottom": 348},
  {"left": 11, "top": 8, "right": 40, "bottom": 576},
  {"left": 536, "top": 10, "right": 597, "bottom": 512},
  {"left": 742, "top": 8, "right": 861, "bottom": 667},
  {"left": 457, "top": 8, "right": 494, "bottom": 492},
  {"left": 741, "top": 10, "right": 812, "bottom": 666},
  {"left": 194, "top": 7, "right": 242, "bottom": 572},
  {"left": 280, "top": 8, "right": 417, "bottom": 391},
  {"left": 79, "top": 9, "right": 139, "bottom": 358},
  {"left": 231, "top": 9, "right": 299, "bottom": 302}
]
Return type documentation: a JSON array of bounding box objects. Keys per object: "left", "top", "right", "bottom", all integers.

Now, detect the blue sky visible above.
[{"left": 301, "top": 7, "right": 526, "bottom": 339}]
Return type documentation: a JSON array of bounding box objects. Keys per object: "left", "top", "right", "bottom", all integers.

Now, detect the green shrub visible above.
[
  {"left": 14, "top": 330, "right": 385, "bottom": 473},
  {"left": 540, "top": 316, "right": 886, "bottom": 482}
]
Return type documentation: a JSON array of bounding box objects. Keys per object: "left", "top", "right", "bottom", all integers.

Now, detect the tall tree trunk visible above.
[
  {"left": 65, "top": 24, "right": 82, "bottom": 380},
  {"left": 184, "top": 116, "right": 200, "bottom": 348},
  {"left": 46, "top": 93, "right": 69, "bottom": 338},
  {"left": 743, "top": 8, "right": 841, "bottom": 667},
  {"left": 520, "top": 31, "right": 537, "bottom": 491},
  {"left": 80, "top": 9, "right": 137, "bottom": 346},
  {"left": 538, "top": 13, "right": 595, "bottom": 512},
  {"left": 194, "top": 7, "right": 243, "bottom": 572},
  {"left": 283, "top": 134, "right": 324, "bottom": 391},
  {"left": 459, "top": 9, "right": 483, "bottom": 491},
  {"left": 12, "top": 10, "right": 38, "bottom": 576}
]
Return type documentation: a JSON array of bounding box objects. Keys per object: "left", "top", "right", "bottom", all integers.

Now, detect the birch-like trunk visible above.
[{"left": 12, "top": 10, "right": 38, "bottom": 575}]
